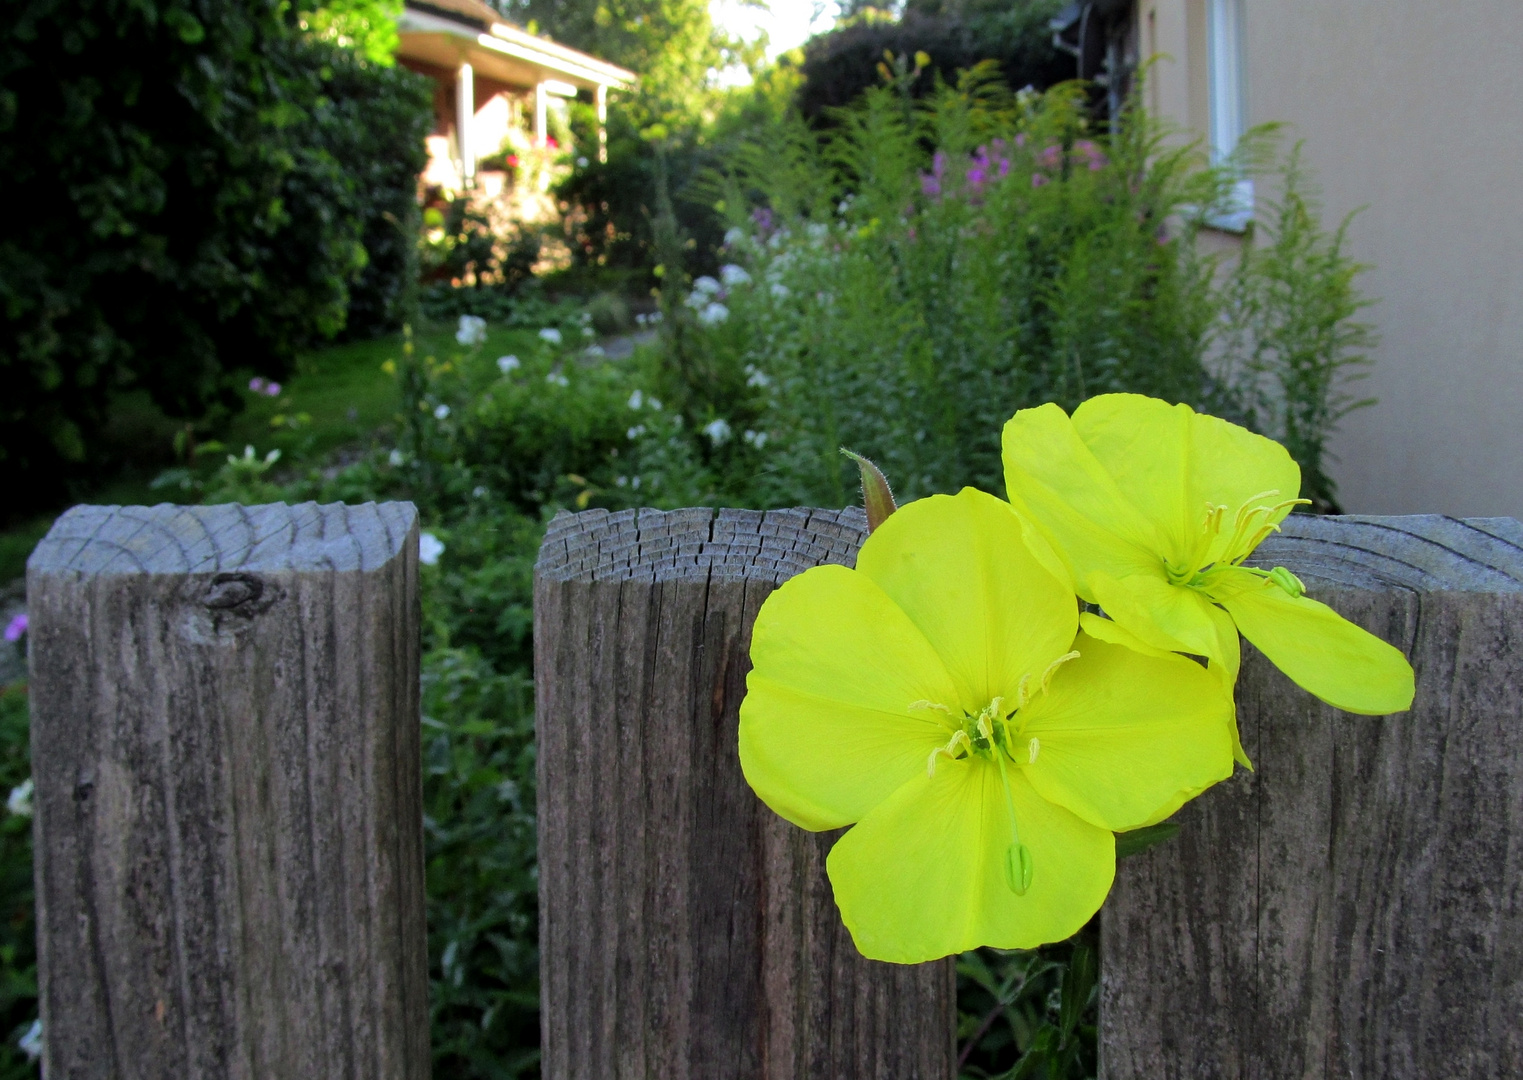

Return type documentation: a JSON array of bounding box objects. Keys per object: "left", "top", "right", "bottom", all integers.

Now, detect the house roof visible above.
[{"left": 398, "top": 0, "right": 636, "bottom": 92}]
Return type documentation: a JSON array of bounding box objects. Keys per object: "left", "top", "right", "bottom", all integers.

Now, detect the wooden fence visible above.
[{"left": 25, "top": 502, "right": 1523, "bottom": 1077}]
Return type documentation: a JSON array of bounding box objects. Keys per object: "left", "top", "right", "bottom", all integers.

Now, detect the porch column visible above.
[
  {"left": 534, "top": 80, "right": 548, "bottom": 148},
  {"left": 456, "top": 60, "right": 475, "bottom": 183},
  {"left": 596, "top": 84, "right": 608, "bottom": 163}
]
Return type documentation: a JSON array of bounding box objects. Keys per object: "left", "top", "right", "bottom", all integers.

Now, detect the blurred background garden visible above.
[{"left": 0, "top": 0, "right": 1383, "bottom": 1074}]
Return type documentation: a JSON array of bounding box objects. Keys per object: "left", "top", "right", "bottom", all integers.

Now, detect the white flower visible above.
[
  {"left": 697, "top": 302, "right": 729, "bottom": 326},
  {"left": 743, "top": 429, "right": 769, "bottom": 449},
  {"left": 627, "top": 425, "right": 646, "bottom": 440},
  {"left": 18, "top": 1018, "right": 40, "bottom": 1063},
  {"left": 433, "top": 404, "right": 451, "bottom": 420},
  {"left": 684, "top": 290, "right": 709, "bottom": 310},
  {"left": 579, "top": 312, "right": 593, "bottom": 325},
  {"left": 388, "top": 449, "right": 406, "bottom": 467},
  {"left": 616, "top": 475, "right": 628, "bottom": 487},
  {"left": 807, "top": 222, "right": 829, "bottom": 241},
  {"left": 539, "top": 327, "right": 563, "bottom": 345},
  {"left": 628, "top": 389, "right": 644, "bottom": 410},
  {"left": 648, "top": 396, "right": 663, "bottom": 411},
  {"left": 702, "top": 418, "right": 732, "bottom": 445},
  {"left": 719, "top": 264, "right": 751, "bottom": 286},
  {"left": 472, "top": 485, "right": 489, "bottom": 498},
  {"left": 419, "top": 532, "right": 445, "bottom": 566},
  {"left": 635, "top": 312, "right": 648, "bottom": 326},
  {"left": 724, "top": 226, "right": 745, "bottom": 246},
  {"left": 577, "top": 156, "right": 589, "bottom": 167},
  {"left": 647, "top": 310, "right": 663, "bottom": 325},
  {"left": 546, "top": 371, "right": 570, "bottom": 387},
  {"left": 770, "top": 282, "right": 791, "bottom": 300},
  {"left": 585, "top": 343, "right": 606, "bottom": 357},
  {"left": 693, "top": 275, "right": 721, "bottom": 295},
  {"left": 455, "top": 314, "right": 488, "bottom": 346},
  {"left": 581, "top": 326, "right": 596, "bottom": 339},
  {"left": 7, "top": 779, "right": 33, "bottom": 818},
  {"left": 496, "top": 354, "right": 520, "bottom": 373},
  {"left": 745, "top": 366, "right": 772, "bottom": 388},
  {"left": 631, "top": 475, "right": 642, "bottom": 489}
]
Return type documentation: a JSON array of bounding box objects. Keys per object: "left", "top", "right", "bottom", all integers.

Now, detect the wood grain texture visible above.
[
  {"left": 535, "top": 507, "right": 955, "bottom": 1080},
  {"left": 27, "top": 502, "right": 430, "bottom": 1079},
  {"left": 1102, "top": 514, "right": 1523, "bottom": 1080}
]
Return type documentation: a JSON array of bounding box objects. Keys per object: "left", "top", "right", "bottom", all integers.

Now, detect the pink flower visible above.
[{"left": 1032, "top": 173, "right": 1049, "bottom": 188}]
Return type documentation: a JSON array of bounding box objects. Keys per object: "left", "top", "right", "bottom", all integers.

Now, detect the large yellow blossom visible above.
[
  {"left": 1001, "top": 394, "right": 1414, "bottom": 726},
  {"left": 739, "top": 488, "right": 1234, "bottom": 964}
]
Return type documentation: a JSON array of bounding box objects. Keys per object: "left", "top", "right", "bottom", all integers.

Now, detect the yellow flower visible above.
[
  {"left": 738, "top": 488, "right": 1235, "bottom": 964},
  {"left": 1001, "top": 393, "right": 1414, "bottom": 731}
]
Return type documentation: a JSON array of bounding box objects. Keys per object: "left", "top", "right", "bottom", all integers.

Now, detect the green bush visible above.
[
  {"left": 647, "top": 75, "right": 1371, "bottom": 511},
  {"left": 0, "top": 683, "right": 35, "bottom": 1079},
  {"left": 0, "top": 0, "right": 429, "bottom": 511}
]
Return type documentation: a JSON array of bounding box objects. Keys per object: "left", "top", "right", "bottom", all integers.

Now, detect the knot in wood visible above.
[{"left": 203, "top": 573, "right": 264, "bottom": 611}]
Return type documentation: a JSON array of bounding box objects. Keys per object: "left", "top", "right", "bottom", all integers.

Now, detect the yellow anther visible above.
[
  {"left": 926, "top": 729, "right": 972, "bottom": 776},
  {"left": 1028, "top": 736, "right": 1040, "bottom": 763},
  {"left": 1038, "top": 650, "right": 1081, "bottom": 695}
]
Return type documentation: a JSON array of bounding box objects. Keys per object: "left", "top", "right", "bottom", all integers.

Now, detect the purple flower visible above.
[
  {"left": 750, "top": 207, "right": 775, "bottom": 236},
  {"left": 1032, "top": 173, "right": 1049, "bottom": 188},
  {"left": 264, "top": 382, "right": 282, "bottom": 397},
  {"left": 932, "top": 151, "right": 947, "bottom": 178},
  {"left": 1038, "top": 144, "right": 1062, "bottom": 169},
  {"left": 921, "top": 173, "right": 942, "bottom": 197},
  {"left": 249, "top": 377, "right": 266, "bottom": 393},
  {"left": 1015, "top": 133, "right": 1028, "bottom": 149},
  {"left": 3, "top": 614, "right": 26, "bottom": 643},
  {"left": 998, "top": 157, "right": 1012, "bottom": 179}
]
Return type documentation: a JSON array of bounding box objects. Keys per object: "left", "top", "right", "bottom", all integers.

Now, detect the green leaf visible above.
[
  {"left": 1114, "top": 821, "right": 1180, "bottom": 858},
  {"left": 839, "top": 447, "right": 897, "bottom": 532}
]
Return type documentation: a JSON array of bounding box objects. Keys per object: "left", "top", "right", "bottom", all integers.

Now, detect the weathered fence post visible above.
[
  {"left": 534, "top": 506, "right": 956, "bottom": 1080},
  {"left": 27, "top": 502, "right": 430, "bottom": 1078},
  {"left": 1102, "top": 514, "right": 1523, "bottom": 1079}
]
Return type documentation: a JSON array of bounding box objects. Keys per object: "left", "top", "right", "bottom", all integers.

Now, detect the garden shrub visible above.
[
  {"left": 796, "top": 1, "right": 1071, "bottom": 123},
  {"left": 651, "top": 73, "right": 1371, "bottom": 511},
  {"left": 0, "top": 0, "right": 430, "bottom": 512}
]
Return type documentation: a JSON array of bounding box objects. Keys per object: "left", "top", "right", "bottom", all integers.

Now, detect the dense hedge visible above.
[
  {"left": 796, "top": 4, "right": 1072, "bottom": 121},
  {"left": 0, "top": 0, "right": 429, "bottom": 510}
]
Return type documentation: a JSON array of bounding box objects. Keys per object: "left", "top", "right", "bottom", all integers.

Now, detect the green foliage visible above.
[
  {"left": 0, "top": 684, "right": 35, "bottom": 1078},
  {"left": 796, "top": 0, "right": 1071, "bottom": 122},
  {"left": 645, "top": 75, "right": 1370, "bottom": 513},
  {"left": 955, "top": 933, "right": 1097, "bottom": 1079},
  {"left": 297, "top": 0, "right": 402, "bottom": 65},
  {"left": 0, "top": 0, "right": 430, "bottom": 511},
  {"left": 1210, "top": 146, "right": 1377, "bottom": 511}
]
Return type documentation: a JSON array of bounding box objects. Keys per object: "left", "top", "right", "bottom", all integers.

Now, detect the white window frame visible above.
[{"left": 1206, "top": 0, "right": 1253, "bottom": 230}]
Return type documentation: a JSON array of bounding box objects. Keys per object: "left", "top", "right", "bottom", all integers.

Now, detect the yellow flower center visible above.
[
  {"left": 1163, "top": 489, "right": 1311, "bottom": 600},
  {"left": 912, "top": 650, "right": 1079, "bottom": 896}
]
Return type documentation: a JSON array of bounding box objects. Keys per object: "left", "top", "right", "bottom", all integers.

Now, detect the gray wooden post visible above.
[
  {"left": 1102, "top": 514, "right": 1523, "bottom": 1079},
  {"left": 27, "top": 502, "right": 430, "bottom": 1078},
  {"left": 534, "top": 507, "right": 956, "bottom": 1080}
]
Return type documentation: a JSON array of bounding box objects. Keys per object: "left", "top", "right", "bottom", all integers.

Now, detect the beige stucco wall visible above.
[{"left": 1139, "top": 0, "right": 1523, "bottom": 517}]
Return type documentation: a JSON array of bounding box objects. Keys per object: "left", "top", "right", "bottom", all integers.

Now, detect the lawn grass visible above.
[{"left": 0, "top": 320, "right": 547, "bottom": 583}]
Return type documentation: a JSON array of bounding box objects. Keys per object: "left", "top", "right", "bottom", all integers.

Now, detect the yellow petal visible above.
[
  {"left": 1001, "top": 403, "right": 1164, "bottom": 600},
  {"left": 740, "top": 564, "right": 961, "bottom": 831},
  {"left": 1070, "top": 394, "right": 1303, "bottom": 567},
  {"left": 1183, "top": 409, "right": 1303, "bottom": 567},
  {"left": 826, "top": 759, "right": 1114, "bottom": 963},
  {"left": 1020, "top": 633, "right": 1235, "bottom": 832},
  {"left": 1070, "top": 394, "right": 1195, "bottom": 566},
  {"left": 1220, "top": 579, "right": 1415, "bottom": 715},
  {"left": 855, "top": 488, "right": 1077, "bottom": 710},
  {"left": 1089, "top": 569, "right": 1240, "bottom": 671},
  {"left": 1080, "top": 611, "right": 1251, "bottom": 770}
]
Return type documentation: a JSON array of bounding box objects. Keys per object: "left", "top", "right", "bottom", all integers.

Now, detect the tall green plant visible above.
[{"left": 1211, "top": 145, "right": 1377, "bottom": 511}]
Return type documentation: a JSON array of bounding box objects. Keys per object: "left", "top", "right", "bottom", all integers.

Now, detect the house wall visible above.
[{"left": 1137, "top": 0, "right": 1523, "bottom": 517}]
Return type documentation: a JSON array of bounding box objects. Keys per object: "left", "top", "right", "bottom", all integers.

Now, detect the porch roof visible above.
[{"left": 398, "top": 0, "right": 636, "bottom": 93}]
